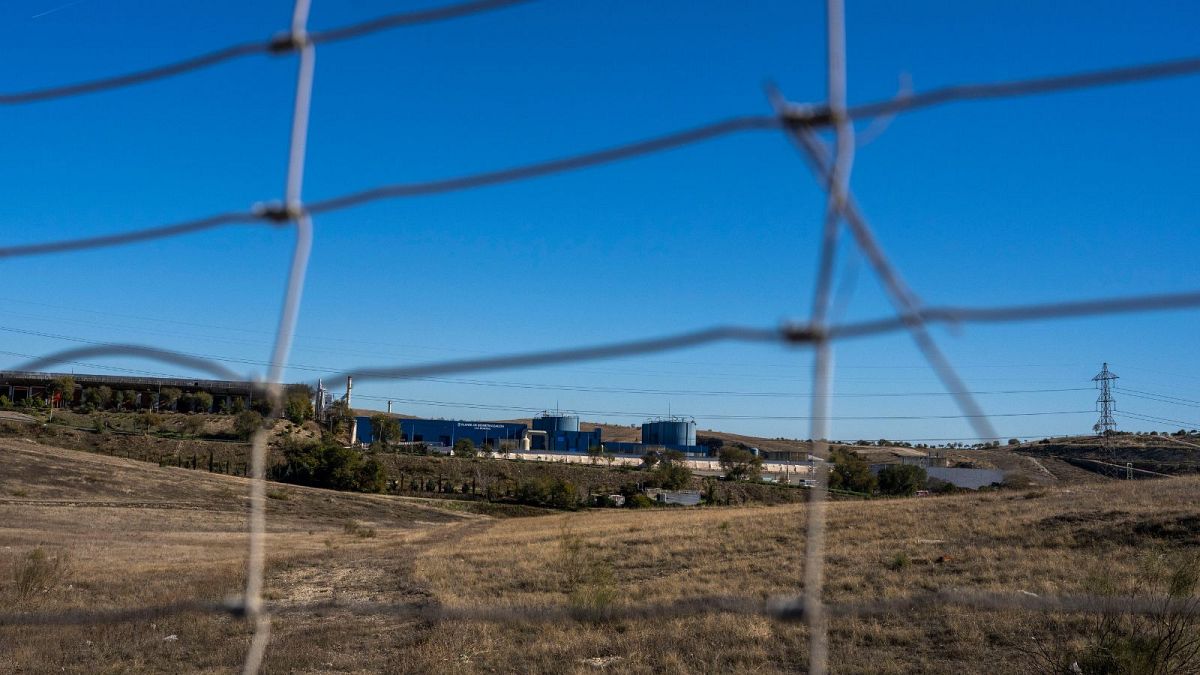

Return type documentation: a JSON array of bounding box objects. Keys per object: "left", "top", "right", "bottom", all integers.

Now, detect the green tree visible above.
[
  {"left": 191, "top": 391, "right": 213, "bottom": 413},
  {"left": 81, "top": 387, "right": 107, "bottom": 410},
  {"left": 651, "top": 462, "right": 692, "bottom": 490},
  {"left": 877, "top": 464, "right": 927, "bottom": 497},
  {"left": 234, "top": 410, "right": 264, "bottom": 440},
  {"left": 355, "top": 457, "right": 387, "bottom": 493},
  {"left": 452, "top": 438, "right": 477, "bottom": 458},
  {"left": 46, "top": 376, "right": 75, "bottom": 408},
  {"left": 158, "top": 387, "right": 182, "bottom": 411},
  {"left": 284, "top": 387, "right": 314, "bottom": 424},
  {"left": 276, "top": 440, "right": 385, "bottom": 493},
  {"left": 326, "top": 399, "right": 354, "bottom": 435},
  {"left": 370, "top": 414, "right": 401, "bottom": 448},
  {"left": 719, "top": 446, "right": 763, "bottom": 481},
  {"left": 828, "top": 448, "right": 877, "bottom": 494}
]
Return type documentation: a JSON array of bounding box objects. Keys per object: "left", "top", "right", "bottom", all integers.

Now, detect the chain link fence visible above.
[{"left": 2, "top": 1, "right": 1200, "bottom": 673}]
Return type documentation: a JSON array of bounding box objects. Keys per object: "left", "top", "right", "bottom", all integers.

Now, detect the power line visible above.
[
  {"left": 1117, "top": 386, "right": 1200, "bottom": 407},
  {"left": 349, "top": 393, "right": 1093, "bottom": 421},
  {"left": 1120, "top": 410, "right": 1200, "bottom": 429}
]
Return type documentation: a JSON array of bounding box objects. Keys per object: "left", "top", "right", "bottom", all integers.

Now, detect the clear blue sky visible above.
[{"left": 3, "top": 0, "right": 1198, "bottom": 443}]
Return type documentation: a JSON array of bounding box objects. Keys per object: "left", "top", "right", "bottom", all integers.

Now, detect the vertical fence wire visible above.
[
  {"left": 243, "top": 1, "right": 316, "bottom": 672},
  {"left": 801, "top": 2, "right": 854, "bottom": 672}
]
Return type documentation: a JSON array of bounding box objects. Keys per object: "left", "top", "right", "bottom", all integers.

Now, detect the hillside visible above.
[
  {"left": 1014, "top": 433, "right": 1200, "bottom": 477},
  {"left": 5, "top": 437, "right": 1200, "bottom": 672}
]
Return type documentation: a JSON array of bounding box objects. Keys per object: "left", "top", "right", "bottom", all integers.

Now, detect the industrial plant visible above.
[{"left": 353, "top": 412, "right": 709, "bottom": 457}]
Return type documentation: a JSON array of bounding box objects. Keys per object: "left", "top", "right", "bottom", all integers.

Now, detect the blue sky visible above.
[{"left": 2, "top": 0, "right": 1198, "bottom": 442}]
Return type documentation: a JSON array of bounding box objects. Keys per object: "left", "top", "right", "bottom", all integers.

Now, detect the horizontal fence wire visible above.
[
  {"left": 3, "top": 1, "right": 1199, "bottom": 673},
  {"left": 15, "top": 290, "right": 1200, "bottom": 384},
  {"left": 0, "top": 0, "right": 535, "bottom": 105}
]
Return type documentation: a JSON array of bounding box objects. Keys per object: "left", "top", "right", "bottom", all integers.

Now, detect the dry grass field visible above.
[{"left": 3, "top": 437, "right": 1199, "bottom": 673}]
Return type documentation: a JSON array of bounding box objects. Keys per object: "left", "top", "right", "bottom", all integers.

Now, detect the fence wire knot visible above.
[
  {"left": 253, "top": 201, "right": 305, "bottom": 224},
  {"left": 782, "top": 322, "right": 821, "bottom": 344},
  {"left": 268, "top": 30, "right": 310, "bottom": 54}
]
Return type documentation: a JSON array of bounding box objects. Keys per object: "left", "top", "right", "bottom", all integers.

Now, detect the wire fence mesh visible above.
[{"left": 3, "top": 0, "right": 1200, "bottom": 672}]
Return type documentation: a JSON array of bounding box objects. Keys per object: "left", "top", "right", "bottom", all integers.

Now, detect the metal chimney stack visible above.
[{"left": 346, "top": 376, "right": 356, "bottom": 445}]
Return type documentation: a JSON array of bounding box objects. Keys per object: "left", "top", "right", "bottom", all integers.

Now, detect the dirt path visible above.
[{"left": 1025, "top": 456, "right": 1056, "bottom": 480}]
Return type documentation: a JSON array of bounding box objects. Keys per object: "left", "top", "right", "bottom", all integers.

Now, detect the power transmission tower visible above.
[{"left": 1092, "top": 362, "right": 1118, "bottom": 448}]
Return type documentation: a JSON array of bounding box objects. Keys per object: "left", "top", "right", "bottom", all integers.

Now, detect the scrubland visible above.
[{"left": 3, "top": 438, "right": 1198, "bottom": 673}]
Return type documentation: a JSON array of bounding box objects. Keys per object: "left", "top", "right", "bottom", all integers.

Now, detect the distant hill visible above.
[{"left": 1014, "top": 433, "right": 1200, "bottom": 476}]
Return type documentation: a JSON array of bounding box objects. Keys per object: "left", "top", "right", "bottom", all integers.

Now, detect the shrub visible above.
[
  {"left": 1024, "top": 550, "right": 1200, "bottom": 674},
  {"left": 514, "top": 477, "right": 580, "bottom": 509},
  {"left": 719, "top": 446, "right": 763, "bottom": 481},
  {"left": 452, "top": 438, "right": 477, "bottom": 458},
  {"left": 557, "top": 527, "right": 616, "bottom": 618},
  {"left": 650, "top": 462, "right": 692, "bottom": 490},
  {"left": 135, "top": 412, "right": 159, "bottom": 434},
  {"left": 342, "top": 520, "right": 376, "bottom": 538},
  {"left": 828, "top": 448, "right": 877, "bottom": 494},
  {"left": 234, "top": 410, "right": 265, "bottom": 440},
  {"left": 13, "top": 548, "right": 69, "bottom": 602},
  {"left": 926, "top": 478, "right": 958, "bottom": 495},
  {"left": 877, "top": 464, "right": 927, "bottom": 497},
  {"left": 275, "top": 440, "right": 386, "bottom": 493},
  {"left": 182, "top": 415, "right": 206, "bottom": 437},
  {"left": 887, "top": 552, "right": 911, "bottom": 571},
  {"left": 625, "top": 493, "right": 656, "bottom": 509}
]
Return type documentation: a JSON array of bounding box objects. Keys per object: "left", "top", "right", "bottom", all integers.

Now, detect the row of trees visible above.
[{"left": 8, "top": 375, "right": 317, "bottom": 424}]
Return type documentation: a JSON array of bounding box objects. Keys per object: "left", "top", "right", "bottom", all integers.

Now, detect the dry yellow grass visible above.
[{"left": 2, "top": 438, "right": 1199, "bottom": 673}]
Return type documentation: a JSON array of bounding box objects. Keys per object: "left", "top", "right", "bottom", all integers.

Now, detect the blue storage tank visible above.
[
  {"left": 533, "top": 413, "right": 580, "bottom": 434},
  {"left": 641, "top": 418, "right": 696, "bottom": 446}
]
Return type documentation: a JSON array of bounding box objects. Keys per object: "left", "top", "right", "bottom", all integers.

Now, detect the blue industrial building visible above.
[
  {"left": 604, "top": 417, "right": 708, "bottom": 456},
  {"left": 355, "top": 417, "right": 527, "bottom": 449},
  {"left": 530, "top": 414, "right": 602, "bottom": 453},
  {"left": 353, "top": 413, "right": 706, "bottom": 456}
]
